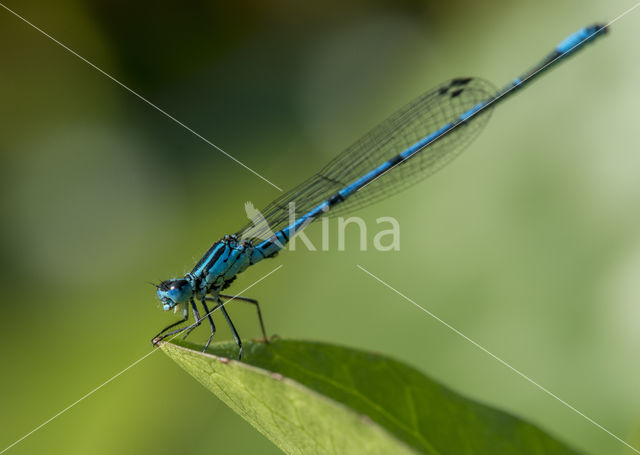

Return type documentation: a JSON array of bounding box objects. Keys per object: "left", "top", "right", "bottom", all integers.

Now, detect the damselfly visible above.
[{"left": 152, "top": 24, "right": 608, "bottom": 358}]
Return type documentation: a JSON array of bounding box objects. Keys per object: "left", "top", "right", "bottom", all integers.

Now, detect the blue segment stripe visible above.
[
  {"left": 557, "top": 28, "right": 591, "bottom": 53},
  {"left": 458, "top": 101, "right": 488, "bottom": 122},
  {"left": 400, "top": 124, "right": 452, "bottom": 160},
  {"left": 339, "top": 162, "right": 394, "bottom": 199},
  {"left": 556, "top": 24, "right": 606, "bottom": 54}
]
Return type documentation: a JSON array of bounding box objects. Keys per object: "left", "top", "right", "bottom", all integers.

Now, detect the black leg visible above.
[
  {"left": 182, "top": 299, "right": 202, "bottom": 340},
  {"left": 219, "top": 301, "right": 243, "bottom": 360},
  {"left": 154, "top": 322, "right": 199, "bottom": 342},
  {"left": 200, "top": 298, "right": 219, "bottom": 353},
  {"left": 152, "top": 303, "right": 189, "bottom": 345},
  {"left": 219, "top": 294, "right": 269, "bottom": 343}
]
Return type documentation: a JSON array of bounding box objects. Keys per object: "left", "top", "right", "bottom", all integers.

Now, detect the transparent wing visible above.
[{"left": 238, "top": 78, "right": 496, "bottom": 242}]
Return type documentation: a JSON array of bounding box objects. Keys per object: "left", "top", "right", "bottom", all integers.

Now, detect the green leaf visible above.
[{"left": 160, "top": 338, "right": 580, "bottom": 455}]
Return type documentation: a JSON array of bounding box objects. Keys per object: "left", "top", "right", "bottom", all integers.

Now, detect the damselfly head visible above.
[{"left": 156, "top": 278, "right": 193, "bottom": 310}]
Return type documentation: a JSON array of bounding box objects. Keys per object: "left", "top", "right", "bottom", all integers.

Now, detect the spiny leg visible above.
[
  {"left": 219, "top": 294, "right": 268, "bottom": 342},
  {"left": 182, "top": 298, "right": 202, "bottom": 340},
  {"left": 152, "top": 303, "right": 189, "bottom": 345},
  {"left": 200, "top": 298, "right": 219, "bottom": 353}
]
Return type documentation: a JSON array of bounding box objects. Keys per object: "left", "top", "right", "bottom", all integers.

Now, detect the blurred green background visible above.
[{"left": 1, "top": 1, "right": 639, "bottom": 454}]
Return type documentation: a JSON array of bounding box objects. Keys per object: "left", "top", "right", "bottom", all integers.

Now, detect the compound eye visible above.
[{"left": 157, "top": 279, "right": 192, "bottom": 307}]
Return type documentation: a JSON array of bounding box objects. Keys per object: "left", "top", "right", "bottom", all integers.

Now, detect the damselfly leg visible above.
[
  {"left": 220, "top": 301, "right": 242, "bottom": 360},
  {"left": 219, "top": 294, "right": 268, "bottom": 342},
  {"left": 152, "top": 299, "right": 204, "bottom": 345},
  {"left": 200, "top": 298, "right": 218, "bottom": 353},
  {"left": 151, "top": 303, "right": 189, "bottom": 345},
  {"left": 181, "top": 299, "right": 202, "bottom": 340}
]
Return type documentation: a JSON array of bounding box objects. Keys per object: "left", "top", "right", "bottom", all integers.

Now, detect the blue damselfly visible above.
[{"left": 153, "top": 24, "right": 607, "bottom": 358}]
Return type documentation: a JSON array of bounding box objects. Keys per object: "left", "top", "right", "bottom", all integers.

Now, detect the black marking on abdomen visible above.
[
  {"left": 328, "top": 194, "right": 344, "bottom": 207},
  {"left": 387, "top": 154, "right": 405, "bottom": 167}
]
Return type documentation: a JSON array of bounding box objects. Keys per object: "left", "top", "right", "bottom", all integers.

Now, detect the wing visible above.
[{"left": 237, "top": 77, "right": 496, "bottom": 242}]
